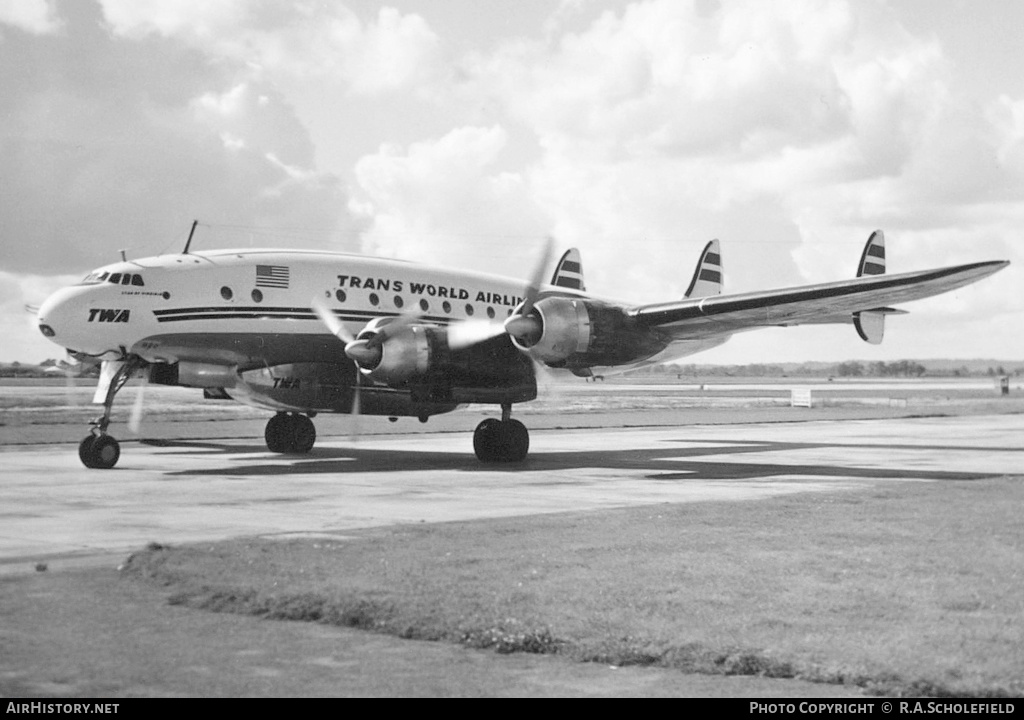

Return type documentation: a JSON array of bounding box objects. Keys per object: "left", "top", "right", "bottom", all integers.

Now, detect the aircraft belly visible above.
[
  {"left": 133, "top": 332, "right": 340, "bottom": 369},
  {"left": 134, "top": 331, "right": 534, "bottom": 416}
]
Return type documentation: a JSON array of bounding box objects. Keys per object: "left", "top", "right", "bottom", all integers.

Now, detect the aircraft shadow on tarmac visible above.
[{"left": 140, "top": 437, "right": 1007, "bottom": 483}]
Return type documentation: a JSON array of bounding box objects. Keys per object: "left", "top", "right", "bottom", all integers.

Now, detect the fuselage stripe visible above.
[{"left": 152, "top": 307, "right": 456, "bottom": 325}]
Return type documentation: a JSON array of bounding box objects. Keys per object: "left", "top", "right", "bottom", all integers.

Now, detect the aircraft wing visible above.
[{"left": 629, "top": 260, "right": 1008, "bottom": 339}]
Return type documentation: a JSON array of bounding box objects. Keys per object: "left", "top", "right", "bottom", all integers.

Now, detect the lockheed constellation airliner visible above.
[{"left": 35, "top": 227, "right": 1007, "bottom": 468}]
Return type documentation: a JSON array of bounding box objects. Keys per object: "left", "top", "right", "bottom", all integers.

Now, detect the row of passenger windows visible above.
[
  {"left": 80, "top": 271, "right": 145, "bottom": 286},
  {"left": 336, "top": 289, "right": 511, "bottom": 319},
  {"left": 218, "top": 285, "right": 511, "bottom": 319}
]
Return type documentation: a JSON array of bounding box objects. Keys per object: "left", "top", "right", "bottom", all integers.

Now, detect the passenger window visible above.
[
  {"left": 394, "top": 296, "right": 404, "bottom": 309},
  {"left": 419, "top": 299, "right": 429, "bottom": 312},
  {"left": 442, "top": 301, "right": 452, "bottom": 314},
  {"left": 486, "top": 307, "right": 496, "bottom": 319},
  {"left": 465, "top": 304, "right": 475, "bottom": 316}
]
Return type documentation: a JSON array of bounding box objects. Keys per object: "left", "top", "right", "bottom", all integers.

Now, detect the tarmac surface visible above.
[
  {"left": 2, "top": 409, "right": 1022, "bottom": 697},
  {"left": 2, "top": 413, "right": 1021, "bottom": 574}
]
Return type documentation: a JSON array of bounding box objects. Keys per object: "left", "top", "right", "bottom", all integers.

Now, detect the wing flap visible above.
[{"left": 631, "top": 260, "right": 1007, "bottom": 337}]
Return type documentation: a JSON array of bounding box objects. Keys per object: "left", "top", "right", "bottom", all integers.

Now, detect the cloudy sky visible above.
[{"left": 3, "top": 0, "right": 1022, "bottom": 365}]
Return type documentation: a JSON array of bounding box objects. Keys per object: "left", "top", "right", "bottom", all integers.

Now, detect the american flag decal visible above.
[{"left": 255, "top": 265, "right": 290, "bottom": 289}]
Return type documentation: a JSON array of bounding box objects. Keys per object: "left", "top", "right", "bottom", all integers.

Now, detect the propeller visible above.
[
  {"left": 501, "top": 235, "right": 553, "bottom": 343},
  {"left": 310, "top": 295, "right": 368, "bottom": 440},
  {"left": 127, "top": 375, "right": 147, "bottom": 434},
  {"left": 520, "top": 234, "right": 555, "bottom": 317}
]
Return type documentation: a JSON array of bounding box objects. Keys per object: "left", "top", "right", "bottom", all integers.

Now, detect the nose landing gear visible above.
[{"left": 78, "top": 356, "right": 146, "bottom": 469}]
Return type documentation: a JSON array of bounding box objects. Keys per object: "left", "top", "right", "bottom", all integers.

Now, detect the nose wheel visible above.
[
  {"left": 474, "top": 403, "right": 530, "bottom": 462},
  {"left": 78, "top": 433, "right": 121, "bottom": 469},
  {"left": 77, "top": 355, "right": 145, "bottom": 469}
]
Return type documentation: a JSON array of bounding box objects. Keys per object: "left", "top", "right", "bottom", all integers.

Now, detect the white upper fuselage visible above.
[{"left": 37, "top": 249, "right": 546, "bottom": 363}]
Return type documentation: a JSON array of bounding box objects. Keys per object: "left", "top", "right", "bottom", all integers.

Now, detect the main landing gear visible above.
[
  {"left": 265, "top": 412, "right": 317, "bottom": 454},
  {"left": 78, "top": 355, "right": 146, "bottom": 469},
  {"left": 473, "top": 403, "right": 530, "bottom": 463}
]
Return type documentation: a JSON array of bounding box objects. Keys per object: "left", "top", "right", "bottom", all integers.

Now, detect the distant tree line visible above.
[
  {"left": 652, "top": 361, "right": 1022, "bottom": 378},
  {"left": 836, "top": 360, "right": 926, "bottom": 377},
  {"left": 0, "top": 360, "right": 100, "bottom": 379}
]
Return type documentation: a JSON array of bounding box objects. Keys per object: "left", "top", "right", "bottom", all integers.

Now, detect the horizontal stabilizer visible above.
[
  {"left": 684, "top": 239, "right": 723, "bottom": 298},
  {"left": 550, "top": 248, "right": 586, "bottom": 292}
]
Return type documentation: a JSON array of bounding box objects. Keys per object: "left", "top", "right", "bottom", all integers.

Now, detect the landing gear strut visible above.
[
  {"left": 265, "top": 412, "right": 317, "bottom": 454},
  {"left": 78, "top": 355, "right": 146, "bottom": 469},
  {"left": 473, "top": 403, "right": 530, "bottom": 463}
]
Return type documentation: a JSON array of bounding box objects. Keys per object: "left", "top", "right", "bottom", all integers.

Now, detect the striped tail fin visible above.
[
  {"left": 684, "top": 239, "right": 723, "bottom": 298},
  {"left": 855, "top": 230, "right": 887, "bottom": 344},
  {"left": 857, "top": 230, "right": 885, "bottom": 277},
  {"left": 550, "top": 248, "right": 586, "bottom": 292}
]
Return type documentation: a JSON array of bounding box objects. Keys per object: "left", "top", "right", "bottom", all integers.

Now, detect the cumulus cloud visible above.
[
  {"left": 0, "top": 0, "right": 62, "bottom": 35},
  {"left": 439, "top": 0, "right": 1024, "bottom": 308},
  {"left": 352, "top": 125, "right": 551, "bottom": 273},
  {"left": 0, "top": 3, "right": 353, "bottom": 274},
  {"left": 98, "top": 0, "right": 441, "bottom": 95}
]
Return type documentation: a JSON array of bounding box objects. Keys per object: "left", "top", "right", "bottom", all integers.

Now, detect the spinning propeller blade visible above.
[
  {"left": 127, "top": 376, "right": 147, "bottom": 434},
  {"left": 310, "top": 296, "right": 355, "bottom": 344}
]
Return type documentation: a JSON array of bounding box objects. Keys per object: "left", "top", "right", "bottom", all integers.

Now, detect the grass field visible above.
[{"left": 123, "top": 473, "right": 1024, "bottom": 698}]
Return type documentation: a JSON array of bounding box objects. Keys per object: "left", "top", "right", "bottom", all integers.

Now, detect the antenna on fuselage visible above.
[{"left": 183, "top": 220, "right": 199, "bottom": 254}]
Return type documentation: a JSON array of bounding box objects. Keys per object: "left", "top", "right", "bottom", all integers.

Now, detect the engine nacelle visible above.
[
  {"left": 148, "top": 361, "right": 238, "bottom": 388},
  {"left": 345, "top": 319, "right": 535, "bottom": 404},
  {"left": 359, "top": 323, "right": 446, "bottom": 386},
  {"left": 509, "top": 297, "right": 667, "bottom": 368}
]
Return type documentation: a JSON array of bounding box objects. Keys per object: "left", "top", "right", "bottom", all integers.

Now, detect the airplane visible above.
[{"left": 34, "top": 227, "right": 1008, "bottom": 469}]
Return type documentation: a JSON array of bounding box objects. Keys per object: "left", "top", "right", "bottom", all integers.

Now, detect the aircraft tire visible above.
[
  {"left": 265, "top": 413, "right": 289, "bottom": 453},
  {"left": 502, "top": 419, "right": 530, "bottom": 462},
  {"left": 473, "top": 418, "right": 503, "bottom": 462},
  {"left": 78, "top": 435, "right": 98, "bottom": 468},
  {"left": 291, "top": 415, "right": 316, "bottom": 454},
  {"left": 474, "top": 419, "right": 529, "bottom": 463},
  {"left": 85, "top": 435, "right": 120, "bottom": 470}
]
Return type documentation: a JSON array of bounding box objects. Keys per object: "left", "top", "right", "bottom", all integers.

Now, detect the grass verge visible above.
[{"left": 121, "top": 477, "right": 1024, "bottom": 698}]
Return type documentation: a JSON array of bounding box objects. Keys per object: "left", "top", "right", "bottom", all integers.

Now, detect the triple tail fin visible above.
[
  {"left": 684, "top": 239, "right": 723, "bottom": 298},
  {"left": 550, "top": 248, "right": 586, "bottom": 291}
]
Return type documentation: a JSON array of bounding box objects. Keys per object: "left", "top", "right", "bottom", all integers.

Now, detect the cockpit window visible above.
[
  {"left": 77, "top": 271, "right": 109, "bottom": 286},
  {"left": 75, "top": 270, "right": 143, "bottom": 287}
]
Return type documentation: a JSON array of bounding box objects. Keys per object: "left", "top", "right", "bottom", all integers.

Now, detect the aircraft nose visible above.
[{"left": 37, "top": 285, "right": 86, "bottom": 347}]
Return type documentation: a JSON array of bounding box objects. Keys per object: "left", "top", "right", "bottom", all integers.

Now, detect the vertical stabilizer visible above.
[
  {"left": 853, "top": 311, "right": 885, "bottom": 344},
  {"left": 550, "top": 248, "right": 586, "bottom": 291},
  {"left": 854, "top": 230, "right": 887, "bottom": 343},
  {"left": 684, "top": 239, "right": 723, "bottom": 298},
  {"left": 857, "top": 230, "right": 885, "bottom": 277}
]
